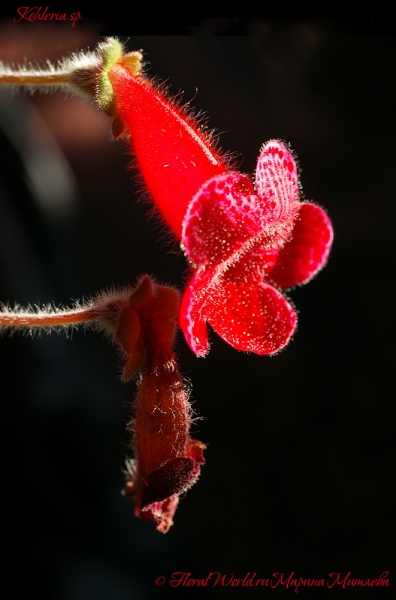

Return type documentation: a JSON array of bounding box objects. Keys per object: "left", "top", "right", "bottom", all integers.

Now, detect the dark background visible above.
[{"left": 0, "top": 15, "right": 394, "bottom": 599}]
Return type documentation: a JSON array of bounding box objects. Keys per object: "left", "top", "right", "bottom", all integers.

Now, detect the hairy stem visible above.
[
  {"left": 0, "top": 71, "right": 73, "bottom": 86},
  {"left": 0, "top": 286, "right": 133, "bottom": 335},
  {"left": 0, "top": 305, "right": 99, "bottom": 329}
]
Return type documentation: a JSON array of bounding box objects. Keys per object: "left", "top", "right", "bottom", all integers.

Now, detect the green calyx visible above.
[
  {"left": 96, "top": 38, "right": 143, "bottom": 119},
  {"left": 96, "top": 37, "right": 124, "bottom": 116}
]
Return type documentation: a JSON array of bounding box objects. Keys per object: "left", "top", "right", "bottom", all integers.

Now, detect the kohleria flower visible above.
[{"left": 99, "top": 41, "right": 333, "bottom": 357}]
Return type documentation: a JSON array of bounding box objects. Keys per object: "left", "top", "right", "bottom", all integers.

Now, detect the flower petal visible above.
[
  {"left": 180, "top": 264, "right": 297, "bottom": 356},
  {"left": 140, "top": 455, "right": 204, "bottom": 506},
  {"left": 206, "top": 277, "right": 297, "bottom": 355},
  {"left": 179, "top": 269, "right": 213, "bottom": 356},
  {"left": 255, "top": 140, "right": 300, "bottom": 242},
  {"left": 182, "top": 172, "right": 263, "bottom": 267},
  {"left": 138, "top": 495, "right": 179, "bottom": 534},
  {"left": 268, "top": 202, "right": 334, "bottom": 289}
]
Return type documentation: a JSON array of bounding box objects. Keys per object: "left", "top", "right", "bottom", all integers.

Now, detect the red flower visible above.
[
  {"left": 179, "top": 141, "right": 334, "bottom": 356},
  {"left": 116, "top": 276, "right": 205, "bottom": 533},
  {"left": 104, "top": 43, "right": 333, "bottom": 357}
]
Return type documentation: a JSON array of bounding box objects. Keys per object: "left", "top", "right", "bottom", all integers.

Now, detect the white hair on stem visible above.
[{"left": 0, "top": 285, "right": 135, "bottom": 338}]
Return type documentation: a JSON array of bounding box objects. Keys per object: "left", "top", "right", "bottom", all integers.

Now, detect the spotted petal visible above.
[
  {"left": 183, "top": 141, "right": 301, "bottom": 270},
  {"left": 268, "top": 203, "right": 334, "bottom": 289},
  {"left": 206, "top": 279, "right": 296, "bottom": 355},
  {"left": 182, "top": 172, "right": 263, "bottom": 268},
  {"left": 255, "top": 140, "right": 300, "bottom": 235},
  {"left": 180, "top": 263, "right": 297, "bottom": 356}
]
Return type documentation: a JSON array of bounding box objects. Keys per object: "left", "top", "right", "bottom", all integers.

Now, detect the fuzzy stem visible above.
[
  {"left": 0, "top": 285, "right": 134, "bottom": 334},
  {"left": 0, "top": 47, "right": 103, "bottom": 101},
  {"left": 0, "top": 71, "right": 73, "bottom": 86},
  {"left": 0, "top": 306, "right": 101, "bottom": 329}
]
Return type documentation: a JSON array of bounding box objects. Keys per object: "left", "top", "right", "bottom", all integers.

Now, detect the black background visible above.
[{"left": 0, "top": 14, "right": 395, "bottom": 600}]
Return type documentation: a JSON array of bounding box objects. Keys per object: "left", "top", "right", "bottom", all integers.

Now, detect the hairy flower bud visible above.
[{"left": 117, "top": 276, "right": 205, "bottom": 532}]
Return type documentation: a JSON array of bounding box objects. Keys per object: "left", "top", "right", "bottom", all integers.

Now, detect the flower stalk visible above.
[{"left": 0, "top": 287, "right": 131, "bottom": 334}]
